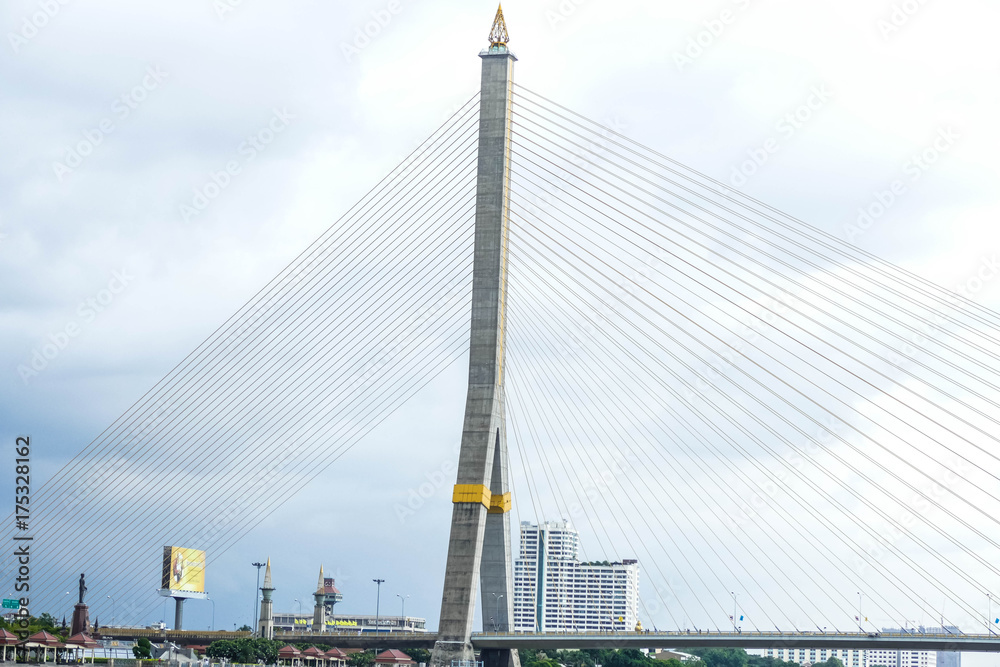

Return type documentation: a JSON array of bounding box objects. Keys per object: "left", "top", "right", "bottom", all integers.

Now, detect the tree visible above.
[
  {"left": 812, "top": 659, "right": 845, "bottom": 667},
  {"left": 348, "top": 651, "right": 376, "bottom": 667},
  {"left": 238, "top": 624, "right": 253, "bottom": 632},
  {"left": 748, "top": 657, "right": 800, "bottom": 667},
  {"left": 690, "top": 648, "right": 749, "bottom": 667},
  {"left": 556, "top": 651, "right": 595, "bottom": 667},
  {"left": 37, "top": 613, "right": 57, "bottom": 629},
  {"left": 133, "top": 638, "right": 152, "bottom": 659},
  {"left": 206, "top": 638, "right": 283, "bottom": 664},
  {"left": 408, "top": 649, "right": 431, "bottom": 664}
]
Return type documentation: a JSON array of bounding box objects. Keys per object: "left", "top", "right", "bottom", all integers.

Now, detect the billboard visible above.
[{"left": 161, "top": 546, "right": 206, "bottom": 594}]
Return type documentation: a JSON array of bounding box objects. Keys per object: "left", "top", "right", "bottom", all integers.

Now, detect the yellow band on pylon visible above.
[
  {"left": 488, "top": 492, "right": 511, "bottom": 514},
  {"left": 453, "top": 484, "right": 491, "bottom": 508}
]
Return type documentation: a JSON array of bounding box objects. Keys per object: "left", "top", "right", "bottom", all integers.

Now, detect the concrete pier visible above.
[{"left": 430, "top": 17, "right": 519, "bottom": 667}]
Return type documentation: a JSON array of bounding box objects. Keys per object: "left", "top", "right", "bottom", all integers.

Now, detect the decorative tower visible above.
[
  {"left": 431, "top": 7, "right": 519, "bottom": 667},
  {"left": 258, "top": 558, "right": 275, "bottom": 640},
  {"left": 312, "top": 565, "right": 326, "bottom": 633}
]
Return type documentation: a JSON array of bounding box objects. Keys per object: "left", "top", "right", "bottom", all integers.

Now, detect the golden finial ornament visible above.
[{"left": 489, "top": 4, "right": 509, "bottom": 47}]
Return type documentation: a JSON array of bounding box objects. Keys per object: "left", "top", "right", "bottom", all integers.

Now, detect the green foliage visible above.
[
  {"left": 133, "top": 637, "right": 152, "bottom": 659},
  {"left": 578, "top": 648, "right": 660, "bottom": 667},
  {"left": 37, "top": 613, "right": 57, "bottom": 629},
  {"left": 555, "top": 650, "right": 595, "bottom": 667},
  {"left": 747, "top": 656, "right": 802, "bottom": 667},
  {"left": 690, "top": 648, "right": 750, "bottom": 667},
  {"left": 347, "top": 650, "right": 376, "bottom": 667},
  {"left": 811, "top": 659, "right": 845, "bottom": 667},
  {"left": 206, "top": 637, "right": 283, "bottom": 664},
  {"left": 407, "top": 649, "right": 431, "bottom": 664},
  {"left": 237, "top": 624, "right": 253, "bottom": 632}
]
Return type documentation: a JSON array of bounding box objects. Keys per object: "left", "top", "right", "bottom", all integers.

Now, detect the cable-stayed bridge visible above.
[{"left": 8, "top": 7, "right": 1000, "bottom": 664}]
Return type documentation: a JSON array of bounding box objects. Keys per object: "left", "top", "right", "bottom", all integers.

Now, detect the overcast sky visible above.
[{"left": 2, "top": 0, "right": 1000, "bottom": 661}]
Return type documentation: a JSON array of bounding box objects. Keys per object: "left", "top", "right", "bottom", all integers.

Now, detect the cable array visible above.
[
  {"left": 503, "top": 85, "right": 1000, "bottom": 633},
  {"left": 2, "top": 95, "right": 481, "bottom": 624},
  {"left": 11, "top": 82, "right": 999, "bottom": 636}
]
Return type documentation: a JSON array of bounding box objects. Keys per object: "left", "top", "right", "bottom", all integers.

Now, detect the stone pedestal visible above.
[{"left": 71, "top": 603, "right": 90, "bottom": 636}]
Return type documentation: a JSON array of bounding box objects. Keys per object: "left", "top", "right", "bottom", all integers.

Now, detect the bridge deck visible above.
[
  {"left": 97, "top": 629, "right": 1000, "bottom": 653},
  {"left": 469, "top": 631, "right": 1000, "bottom": 652}
]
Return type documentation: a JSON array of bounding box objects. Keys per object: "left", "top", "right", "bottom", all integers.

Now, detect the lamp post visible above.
[
  {"left": 857, "top": 592, "right": 862, "bottom": 632},
  {"left": 989, "top": 593, "right": 993, "bottom": 636},
  {"left": 396, "top": 594, "right": 409, "bottom": 630},
  {"left": 107, "top": 595, "right": 116, "bottom": 627},
  {"left": 491, "top": 593, "right": 504, "bottom": 632},
  {"left": 373, "top": 579, "right": 385, "bottom": 637},
  {"left": 731, "top": 592, "right": 738, "bottom": 632},
  {"left": 251, "top": 562, "right": 265, "bottom": 637},
  {"left": 207, "top": 597, "right": 215, "bottom": 631}
]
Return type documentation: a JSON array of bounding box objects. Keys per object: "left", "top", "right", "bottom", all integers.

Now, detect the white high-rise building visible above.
[{"left": 512, "top": 520, "right": 639, "bottom": 632}]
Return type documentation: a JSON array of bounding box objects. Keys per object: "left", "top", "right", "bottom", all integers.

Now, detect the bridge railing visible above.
[{"left": 471, "top": 630, "right": 985, "bottom": 639}]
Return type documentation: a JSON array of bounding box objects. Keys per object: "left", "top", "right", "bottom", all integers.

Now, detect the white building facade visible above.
[
  {"left": 752, "top": 627, "right": 959, "bottom": 667},
  {"left": 755, "top": 647, "right": 869, "bottom": 667},
  {"left": 513, "top": 520, "right": 639, "bottom": 632}
]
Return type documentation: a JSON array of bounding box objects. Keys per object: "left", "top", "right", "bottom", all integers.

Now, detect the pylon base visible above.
[{"left": 430, "top": 640, "right": 475, "bottom": 667}]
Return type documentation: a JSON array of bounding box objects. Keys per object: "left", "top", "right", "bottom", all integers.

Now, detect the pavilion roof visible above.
[
  {"left": 375, "top": 649, "right": 414, "bottom": 664},
  {"left": 65, "top": 633, "right": 100, "bottom": 649},
  {"left": 278, "top": 645, "right": 302, "bottom": 657},
  {"left": 22, "top": 630, "right": 63, "bottom": 647}
]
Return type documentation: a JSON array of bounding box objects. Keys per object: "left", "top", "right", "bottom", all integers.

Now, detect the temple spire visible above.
[
  {"left": 489, "top": 5, "right": 508, "bottom": 47},
  {"left": 262, "top": 558, "right": 273, "bottom": 590},
  {"left": 315, "top": 564, "right": 324, "bottom": 594}
]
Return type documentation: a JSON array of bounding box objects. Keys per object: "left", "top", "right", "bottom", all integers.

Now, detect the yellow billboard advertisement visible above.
[{"left": 161, "top": 546, "right": 206, "bottom": 593}]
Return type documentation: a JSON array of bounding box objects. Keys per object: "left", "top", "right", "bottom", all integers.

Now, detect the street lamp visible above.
[
  {"left": 396, "top": 594, "right": 409, "bottom": 630},
  {"left": 295, "top": 599, "right": 302, "bottom": 615},
  {"left": 207, "top": 597, "right": 215, "bottom": 631},
  {"left": 373, "top": 579, "right": 385, "bottom": 637},
  {"left": 107, "top": 595, "right": 116, "bottom": 627},
  {"left": 251, "top": 562, "right": 266, "bottom": 637},
  {"left": 989, "top": 593, "right": 993, "bottom": 636},
  {"left": 731, "top": 592, "right": 738, "bottom": 632},
  {"left": 857, "top": 592, "right": 862, "bottom": 632},
  {"left": 491, "top": 593, "right": 504, "bottom": 632}
]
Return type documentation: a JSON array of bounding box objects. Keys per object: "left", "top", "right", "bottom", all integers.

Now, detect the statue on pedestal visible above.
[{"left": 71, "top": 573, "right": 90, "bottom": 637}]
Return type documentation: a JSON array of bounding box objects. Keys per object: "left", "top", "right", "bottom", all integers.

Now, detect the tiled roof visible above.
[{"left": 375, "top": 649, "right": 414, "bottom": 664}]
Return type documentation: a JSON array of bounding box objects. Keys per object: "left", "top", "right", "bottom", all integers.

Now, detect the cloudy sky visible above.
[{"left": 2, "top": 0, "right": 1000, "bottom": 660}]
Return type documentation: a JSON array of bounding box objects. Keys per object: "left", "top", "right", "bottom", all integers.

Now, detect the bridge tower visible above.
[
  {"left": 259, "top": 558, "right": 275, "bottom": 639},
  {"left": 313, "top": 565, "right": 327, "bottom": 632},
  {"left": 431, "top": 7, "right": 519, "bottom": 667}
]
